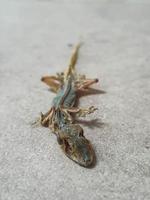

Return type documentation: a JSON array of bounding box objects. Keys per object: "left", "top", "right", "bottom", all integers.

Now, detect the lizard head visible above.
[{"left": 58, "top": 126, "right": 95, "bottom": 167}]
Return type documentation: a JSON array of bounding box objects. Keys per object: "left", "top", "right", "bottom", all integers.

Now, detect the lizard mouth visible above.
[
  {"left": 60, "top": 136, "right": 95, "bottom": 167},
  {"left": 75, "top": 138, "right": 95, "bottom": 167}
]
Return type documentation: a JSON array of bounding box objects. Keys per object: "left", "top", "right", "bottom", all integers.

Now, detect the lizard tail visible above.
[{"left": 64, "top": 43, "right": 82, "bottom": 81}]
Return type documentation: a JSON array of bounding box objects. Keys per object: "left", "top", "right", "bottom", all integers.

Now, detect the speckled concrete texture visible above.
[{"left": 0, "top": 0, "right": 150, "bottom": 200}]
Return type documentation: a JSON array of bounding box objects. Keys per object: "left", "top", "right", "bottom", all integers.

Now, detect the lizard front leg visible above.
[
  {"left": 61, "top": 106, "right": 98, "bottom": 118},
  {"left": 59, "top": 107, "right": 73, "bottom": 122},
  {"left": 40, "top": 107, "right": 55, "bottom": 127}
]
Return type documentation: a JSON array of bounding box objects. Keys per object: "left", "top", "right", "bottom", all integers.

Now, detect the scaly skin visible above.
[{"left": 38, "top": 44, "right": 99, "bottom": 167}]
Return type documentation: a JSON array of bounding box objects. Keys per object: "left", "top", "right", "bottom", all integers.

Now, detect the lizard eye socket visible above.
[
  {"left": 78, "top": 129, "right": 84, "bottom": 137},
  {"left": 64, "top": 139, "right": 73, "bottom": 153}
]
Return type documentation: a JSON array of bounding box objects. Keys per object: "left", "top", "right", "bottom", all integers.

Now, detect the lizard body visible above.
[{"left": 39, "top": 44, "right": 99, "bottom": 167}]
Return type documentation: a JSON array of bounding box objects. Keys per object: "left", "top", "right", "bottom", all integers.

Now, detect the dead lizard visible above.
[{"left": 38, "top": 43, "right": 99, "bottom": 167}]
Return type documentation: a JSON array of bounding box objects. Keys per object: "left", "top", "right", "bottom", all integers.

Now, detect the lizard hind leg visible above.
[
  {"left": 77, "top": 78, "right": 99, "bottom": 91},
  {"left": 41, "top": 76, "right": 61, "bottom": 93}
]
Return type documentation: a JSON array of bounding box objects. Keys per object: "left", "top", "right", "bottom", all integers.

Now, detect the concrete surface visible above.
[{"left": 0, "top": 0, "right": 150, "bottom": 200}]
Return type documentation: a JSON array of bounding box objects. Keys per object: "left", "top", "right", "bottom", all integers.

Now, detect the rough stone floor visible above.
[{"left": 0, "top": 0, "right": 150, "bottom": 200}]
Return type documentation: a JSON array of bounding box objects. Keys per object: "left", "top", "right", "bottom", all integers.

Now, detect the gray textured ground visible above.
[{"left": 0, "top": 0, "right": 150, "bottom": 200}]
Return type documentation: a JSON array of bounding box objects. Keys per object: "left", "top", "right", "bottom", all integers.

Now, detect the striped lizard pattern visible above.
[{"left": 38, "top": 44, "right": 99, "bottom": 167}]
